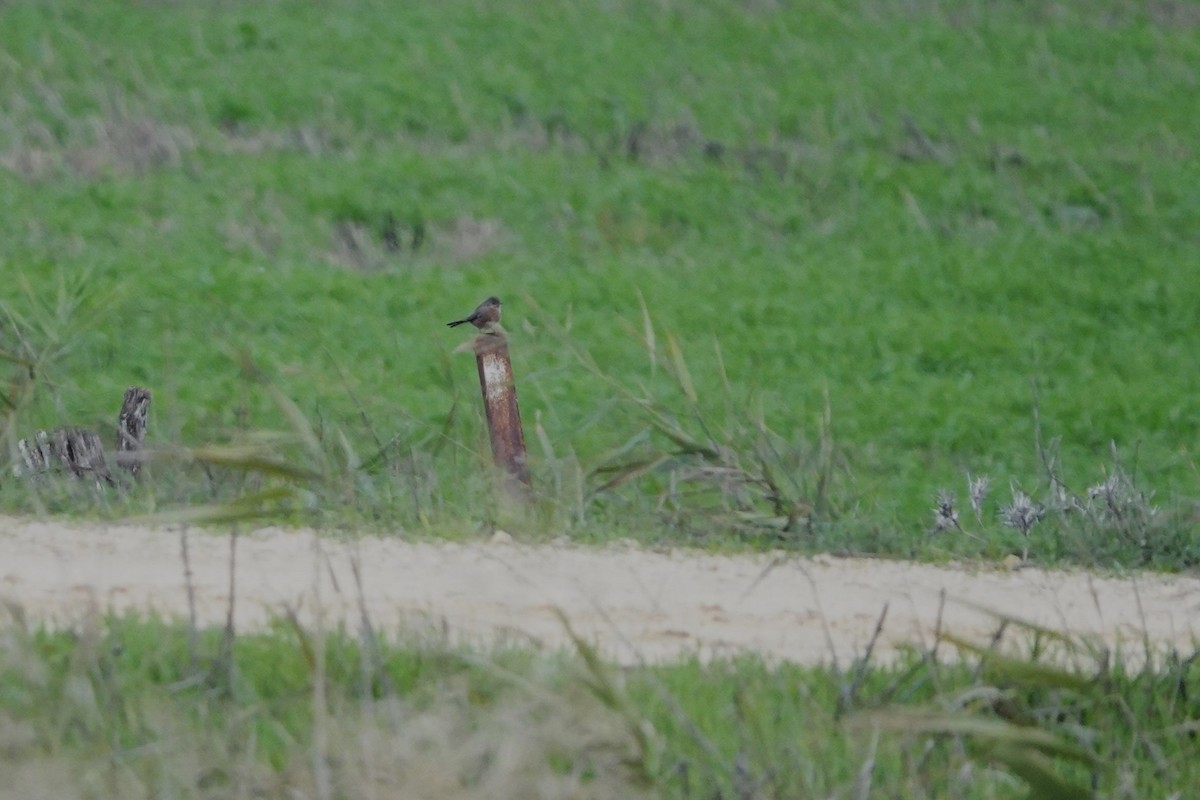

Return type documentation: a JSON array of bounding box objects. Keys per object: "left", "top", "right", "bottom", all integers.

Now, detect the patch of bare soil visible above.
[{"left": 2, "top": 515, "right": 1197, "bottom": 665}]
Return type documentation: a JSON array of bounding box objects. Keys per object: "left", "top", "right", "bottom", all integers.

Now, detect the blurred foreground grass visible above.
[{"left": 0, "top": 612, "right": 1196, "bottom": 798}]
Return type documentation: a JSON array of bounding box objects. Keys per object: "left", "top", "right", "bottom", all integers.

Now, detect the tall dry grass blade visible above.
[
  {"left": 711, "top": 335, "right": 734, "bottom": 422},
  {"left": 334, "top": 426, "right": 360, "bottom": 471},
  {"left": 534, "top": 409, "right": 556, "bottom": 461},
  {"left": 853, "top": 729, "right": 880, "bottom": 800},
  {"left": 591, "top": 455, "right": 673, "bottom": 494},
  {"left": 268, "top": 384, "right": 324, "bottom": 463},
  {"left": 281, "top": 606, "right": 319, "bottom": 674},
  {"left": 665, "top": 333, "right": 698, "bottom": 406},
  {"left": 855, "top": 708, "right": 1099, "bottom": 765},
  {"left": 941, "top": 633, "right": 1095, "bottom": 691},
  {"left": 553, "top": 608, "right": 659, "bottom": 785},
  {"left": 431, "top": 398, "right": 458, "bottom": 458},
  {"left": 638, "top": 402, "right": 719, "bottom": 458},
  {"left": 637, "top": 288, "right": 657, "bottom": 376},
  {"left": 185, "top": 444, "right": 321, "bottom": 481},
  {"left": 815, "top": 384, "right": 836, "bottom": 517},
  {"left": 132, "top": 485, "right": 299, "bottom": 526},
  {"left": 951, "top": 600, "right": 1099, "bottom": 652},
  {"left": 588, "top": 428, "right": 653, "bottom": 476},
  {"left": 0, "top": 349, "right": 35, "bottom": 368},
  {"left": 987, "top": 742, "right": 1095, "bottom": 800}
]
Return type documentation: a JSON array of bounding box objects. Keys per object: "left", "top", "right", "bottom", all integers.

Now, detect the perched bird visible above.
[{"left": 447, "top": 296, "right": 502, "bottom": 330}]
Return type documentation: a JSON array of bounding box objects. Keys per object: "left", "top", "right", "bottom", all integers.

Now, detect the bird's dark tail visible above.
[{"left": 446, "top": 319, "right": 468, "bottom": 327}]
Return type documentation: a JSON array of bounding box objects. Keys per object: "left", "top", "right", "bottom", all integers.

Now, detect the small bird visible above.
[{"left": 446, "top": 296, "right": 502, "bottom": 330}]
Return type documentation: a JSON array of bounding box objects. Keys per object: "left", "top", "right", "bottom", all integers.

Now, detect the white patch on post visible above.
[{"left": 482, "top": 354, "right": 510, "bottom": 402}]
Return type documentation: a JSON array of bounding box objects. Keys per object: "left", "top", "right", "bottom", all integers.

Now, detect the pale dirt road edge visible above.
[{"left": 2, "top": 515, "right": 1198, "bottom": 666}]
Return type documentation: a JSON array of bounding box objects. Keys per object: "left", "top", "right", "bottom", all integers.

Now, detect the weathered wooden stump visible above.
[
  {"left": 14, "top": 385, "right": 152, "bottom": 486},
  {"left": 17, "top": 426, "right": 109, "bottom": 482}
]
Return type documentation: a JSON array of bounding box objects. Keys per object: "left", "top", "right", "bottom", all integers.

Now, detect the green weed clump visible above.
[{"left": 0, "top": 611, "right": 1196, "bottom": 798}]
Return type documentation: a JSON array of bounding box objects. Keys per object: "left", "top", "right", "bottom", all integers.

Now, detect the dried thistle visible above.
[
  {"left": 1000, "top": 486, "right": 1042, "bottom": 536},
  {"left": 1087, "top": 468, "right": 1157, "bottom": 526},
  {"left": 933, "top": 489, "right": 962, "bottom": 532},
  {"left": 1000, "top": 484, "right": 1043, "bottom": 559},
  {"left": 966, "top": 473, "right": 990, "bottom": 523}
]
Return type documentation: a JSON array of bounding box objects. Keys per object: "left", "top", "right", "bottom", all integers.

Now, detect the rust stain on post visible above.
[{"left": 473, "top": 331, "right": 532, "bottom": 491}]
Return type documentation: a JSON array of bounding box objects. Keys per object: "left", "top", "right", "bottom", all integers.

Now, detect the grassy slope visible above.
[{"left": 1, "top": 0, "right": 1198, "bottom": 553}]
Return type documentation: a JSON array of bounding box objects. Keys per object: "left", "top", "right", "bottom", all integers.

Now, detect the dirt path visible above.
[{"left": 2, "top": 515, "right": 1197, "bottom": 666}]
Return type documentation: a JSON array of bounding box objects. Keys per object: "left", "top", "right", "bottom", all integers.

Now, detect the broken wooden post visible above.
[
  {"left": 116, "top": 385, "right": 152, "bottom": 474},
  {"left": 18, "top": 426, "right": 113, "bottom": 487},
  {"left": 472, "top": 331, "right": 532, "bottom": 493},
  {"left": 14, "top": 385, "right": 151, "bottom": 485}
]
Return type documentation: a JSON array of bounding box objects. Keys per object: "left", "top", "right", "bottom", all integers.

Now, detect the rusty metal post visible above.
[{"left": 473, "top": 331, "right": 532, "bottom": 492}]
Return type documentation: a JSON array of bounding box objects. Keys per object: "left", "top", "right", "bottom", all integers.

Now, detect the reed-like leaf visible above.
[
  {"left": 590, "top": 455, "right": 673, "bottom": 494},
  {"left": 666, "top": 333, "right": 698, "bottom": 406},
  {"left": 185, "top": 444, "right": 321, "bottom": 482},
  {"left": 268, "top": 385, "right": 324, "bottom": 464},
  {"left": 856, "top": 708, "right": 1098, "bottom": 765},
  {"left": 941, "top": 633, "right": 1096, "bottom": 692},
  {"left": 986, "top": 742, "right": 1095, "bottom": 800},
  {"left": 130, "top": 485, "right": 300, "bottom": 526}
]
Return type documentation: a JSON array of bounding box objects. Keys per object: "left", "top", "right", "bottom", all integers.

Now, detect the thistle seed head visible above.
[
  {"left": 933, "top": 489, "right": 962, "bottom": 532},
  {"left": 1000, "top": 485, "right": 1043, "bottom": 537},
  {"left": 966, "top": 473, "right": 990, "bottom": 521}
]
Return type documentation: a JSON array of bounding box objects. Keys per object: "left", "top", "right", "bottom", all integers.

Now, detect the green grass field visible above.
[
  {"left": 2, "top": 2, "right": 1200, "bottom": 795},
  {"left": 3, "top": 0, "right": 1198, "bottom": 563}
]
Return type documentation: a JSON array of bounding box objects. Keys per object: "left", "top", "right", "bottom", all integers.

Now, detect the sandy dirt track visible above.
[{"left": 2, "top": 515, "right": 1198, "bottom": 666}]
